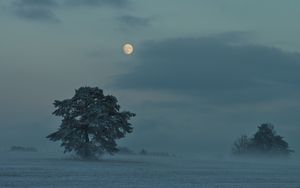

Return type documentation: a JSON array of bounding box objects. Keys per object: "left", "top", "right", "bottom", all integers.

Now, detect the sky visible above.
[{"left": 1, "top": 0, "right": 300, "bottom": 157}]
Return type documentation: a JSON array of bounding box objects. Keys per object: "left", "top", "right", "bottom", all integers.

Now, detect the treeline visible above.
[
  {"left": 117, "top": 147, "right": 176, "bottom": 157},
  {"left": 10, "top": 146, "right": 37, "bottom": 152}
]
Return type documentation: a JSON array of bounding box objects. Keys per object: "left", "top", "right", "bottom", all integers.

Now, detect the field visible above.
[{"left": 1, "top": 152, "right": 300, "bottom": 188}]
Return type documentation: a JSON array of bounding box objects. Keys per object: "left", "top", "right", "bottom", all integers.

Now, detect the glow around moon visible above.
[{"left": 123, "top": 43, "right": 134, "bottom": 55}]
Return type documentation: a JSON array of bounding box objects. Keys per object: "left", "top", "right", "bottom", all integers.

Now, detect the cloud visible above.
[
  {"left": 8, "top": 0, "right": 131, "bottom": 23},
  {"left": 114, "top": 32, "right": 300, "bottom": 104},
  {"left": 114, "top": 32, "right": 300, "bottom": 155},
  {"left": 11, "top": 0, "right": 59, "bottom": 22},
  {"left": 13, "top": 0, "right": 58, "bottom": 7},
  {"left": 14, "top": 7, "right": 59, "bottom": 22},
  {"left": 117, "top": 14, "right": 151, "bottom": 31},
  {"left": 63, "top": 0, "right": 129, "bottom": 8}
]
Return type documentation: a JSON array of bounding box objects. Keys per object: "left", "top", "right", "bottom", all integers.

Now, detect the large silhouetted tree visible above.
[{"left": 47, "top": 87, "right": 135, "bottom": 159}]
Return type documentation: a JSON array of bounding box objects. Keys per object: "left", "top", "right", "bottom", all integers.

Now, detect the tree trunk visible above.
[{"left": 83, "top": 126, "right": 90, "bottom": 159}]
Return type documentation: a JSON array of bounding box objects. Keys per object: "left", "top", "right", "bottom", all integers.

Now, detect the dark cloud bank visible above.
[
  {"left": 114, "top": 33, "right": 300, "bottom": 155},
  {"left": 115, "top": 33, "right": 300, "bottom": 105}
]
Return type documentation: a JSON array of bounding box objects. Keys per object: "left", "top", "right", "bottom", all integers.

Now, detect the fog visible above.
[
  {"left": 0, "top": 0, "right": 300, "bottom": 176},
  {"left": 1, "top": 1, "right": 300, "bottom": 187}
]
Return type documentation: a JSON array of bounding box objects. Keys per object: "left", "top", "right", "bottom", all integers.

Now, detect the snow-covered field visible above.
[{"left": 1, "top": 152, "right": 300, "bottom": 188}]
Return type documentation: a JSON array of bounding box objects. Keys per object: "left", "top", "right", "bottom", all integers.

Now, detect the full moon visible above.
[{"left": 123, "top": 43, "right": 134, "bottom": 55}]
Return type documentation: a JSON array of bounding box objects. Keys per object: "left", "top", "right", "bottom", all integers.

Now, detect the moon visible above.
[{"left": 123, "top": 43, "right": 134, "bottom": 55}]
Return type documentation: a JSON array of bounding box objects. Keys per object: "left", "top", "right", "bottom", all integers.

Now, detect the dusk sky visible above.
[{"left": 1, "top": 0, "right": 300, "bottom": 157}]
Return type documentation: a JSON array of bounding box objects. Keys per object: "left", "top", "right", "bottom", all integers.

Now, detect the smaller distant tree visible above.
[
  {"left": 232, "top": 123, "right": 294, "bottom": 157},
  {"left": 232, "top": 135, "right": 250, "bottom": 155}
]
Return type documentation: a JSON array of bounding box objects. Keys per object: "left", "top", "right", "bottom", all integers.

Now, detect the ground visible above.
[{"left": 1, "top": 151, "right": 300, "bottom": 188}]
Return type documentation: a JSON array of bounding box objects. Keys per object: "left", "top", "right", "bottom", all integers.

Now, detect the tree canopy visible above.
[{"left": 47, "top": 87, "right": 135, "bottom": 159}]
